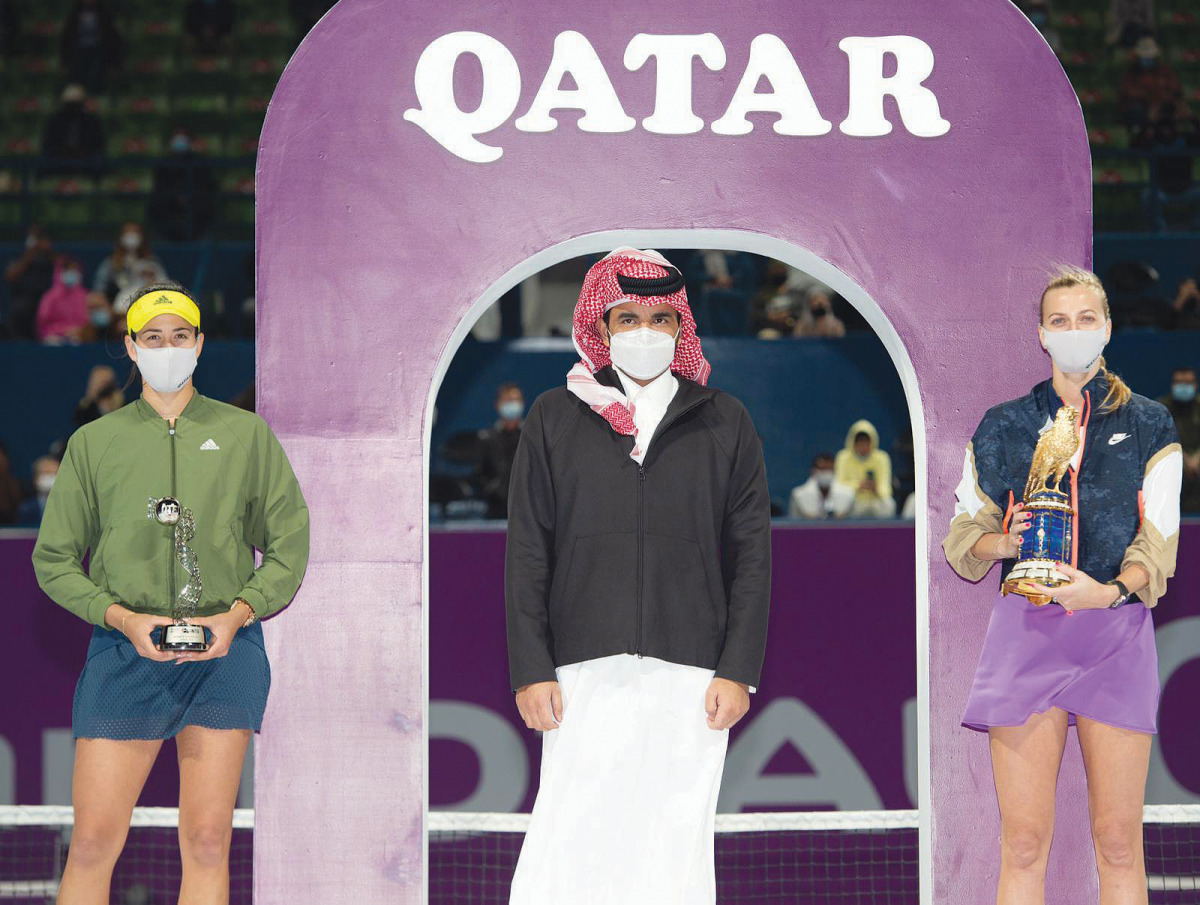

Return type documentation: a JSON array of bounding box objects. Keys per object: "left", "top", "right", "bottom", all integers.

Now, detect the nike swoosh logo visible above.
[{"left": 1108, "top": 434, "right": 1130, "bottom": 445}]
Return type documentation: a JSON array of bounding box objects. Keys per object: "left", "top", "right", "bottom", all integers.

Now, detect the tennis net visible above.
[{"left": 1, "top": 804, "right": 1196, "bottom": 902}]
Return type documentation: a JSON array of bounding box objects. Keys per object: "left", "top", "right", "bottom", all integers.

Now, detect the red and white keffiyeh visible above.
[{"left": 567, "top": 247, "right": 711, "bottom": 460}]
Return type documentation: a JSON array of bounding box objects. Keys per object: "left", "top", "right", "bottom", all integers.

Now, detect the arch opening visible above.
[{"left": 420, "top": 227, "right": 932, "bottom": 902}]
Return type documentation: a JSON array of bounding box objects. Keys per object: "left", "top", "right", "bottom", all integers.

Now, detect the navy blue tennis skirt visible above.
[{"left": 72, "top": 621, "right": 270, "bottom": 740}]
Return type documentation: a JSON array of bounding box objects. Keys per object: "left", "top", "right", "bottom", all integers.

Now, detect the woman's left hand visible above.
[
  {"left": 1030, "top": 564, "right": 1118, "bottom": 613},
  {"left": 173, "top": 608, "right": 245, "bottom": 663}
]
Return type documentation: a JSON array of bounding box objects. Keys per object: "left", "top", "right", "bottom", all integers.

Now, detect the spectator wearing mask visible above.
[
  {"left": 74, "top": 365, "right": 126, "bottom": 427},
  {"left": 789, "top": 452, "right": 854, "bottom": 519},
  {"left": 37, "top": 256, "right": 90, "bottom": 344},
  {"left": 0, "top": 441, "right": 22, "bottom": 524},
  {"left": 149, "top": 129, "right": 218, "bottom": 240},
  {"left": 1119, "top": 37, "right": 1185, "bottom": 128},
  {"left": 754, "top": 294, "right": 799, "bottom": 339},
  {"left": 794, "top": 287, "right": 847, "bottom": 338},
  {"left": 477, "top": 382, "right": 525, "bottom": 519},
  {"left": 184, "top": 0, "right": 234, "bottom": 54},
  {"left": 93, "top": 222, "right": 167, "bottom": 307},
  {"left": 835, "top": 419, "right": 896, "bottom": 518},
  {"left": 59, "top": 0, "right": 123, "bottom": 91},
  {"left": 4, "top": 225, "right": 56, "bottom": 340},
  {"left": 1027, "top": 2, "right": 1063, "bottom": 56},
  {"left": 1158, "top": 366, "right": 1200, "bottom": 513},
  {"left": 18, "top": 457, "right": 59, "bottom": 527},
  {"left": 1170, "top": 278, "right": 1200, "bottom": 330},
  {"left": 40, "top": 84, "right": 106, "bottom": 178},
  {"left": 1134, "top": 109, "right": 1200, "bottom": 232}
]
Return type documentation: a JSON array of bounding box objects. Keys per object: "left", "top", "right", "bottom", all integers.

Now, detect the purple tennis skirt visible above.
[{"left": 962, "top": 590, "right": 1160, "bottom": 735}]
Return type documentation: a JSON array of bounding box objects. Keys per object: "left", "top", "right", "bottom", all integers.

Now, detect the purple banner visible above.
[{"left": 3, "top": 524, "right": 1198, "bottom": 809}]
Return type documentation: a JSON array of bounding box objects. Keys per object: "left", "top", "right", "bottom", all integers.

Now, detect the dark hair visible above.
[
  {"left": 854, "top": 431, "right": 871, "bottom": 445},
  {"left": 1174, "top": 366, "right": 1197, "bottom": 380},
  {"left": 122, "top": 280, "right": 200, "bottom": 392},
  {"left": 495, "top": 382, "right": 522, "bottom": 400},
  {"left": 812, "top": 452, "right": 834, "bottom": 466}
]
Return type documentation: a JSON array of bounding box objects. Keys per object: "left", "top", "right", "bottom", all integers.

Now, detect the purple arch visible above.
[{"left": 255, "top": 1, "right": 1091, "bottom": 901}]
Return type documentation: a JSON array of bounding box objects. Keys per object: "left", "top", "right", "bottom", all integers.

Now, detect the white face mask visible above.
[
  {"left": 36, "top": 474, "right": 56, "bottom": 496},
  {"left": 1040, "top": 324, "right": 1108, "bottom": 374},
  {"left": 120, "top": 231, "right": 141, "bottom": 251},
  {"left": 609, "top": 326, "right": 678, "bottom": 380},
  {"left": 135, "top": 345, "right": 198, "bottom": 393},
  {"left": 814, "top": 469, "right": 834, "bottom": 491}
]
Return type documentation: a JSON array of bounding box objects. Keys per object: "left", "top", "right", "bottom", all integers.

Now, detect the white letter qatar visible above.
[{"left": 404, "top": 31, "right": 950, "bottom": 163}]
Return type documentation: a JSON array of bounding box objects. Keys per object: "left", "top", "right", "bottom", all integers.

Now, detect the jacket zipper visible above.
[
  {"left": 631, "top": 394, "right": 708, "bottom": 659},
  {"left": 1067, "top": 391, "right": 1090, "bottom": 568},
  {"left": 636, "top": 464, "right": 645, "bottom": 657},
  {"left": 168, "top": 420, "right": 178, "bottom": 607}
]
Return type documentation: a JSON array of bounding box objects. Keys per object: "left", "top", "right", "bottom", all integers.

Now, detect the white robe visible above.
[{"left": 509, "top": 365, "right": 732, "bottom": 905}]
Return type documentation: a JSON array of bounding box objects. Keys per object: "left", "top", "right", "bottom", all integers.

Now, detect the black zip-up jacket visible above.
[{"left": 504, "top": 365, "right": 771, "bottom": 692}]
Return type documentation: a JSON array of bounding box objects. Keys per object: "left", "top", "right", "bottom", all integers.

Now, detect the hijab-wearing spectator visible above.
[
  {"left": 40, "top": 84, "right": 106, "bottom": 177},
  {"left": 793, "top": 287, "right": 847, "bottom": 337},
  {"left": 834, "top": 419, "right": 896, "bottom": 518},
  {"left": 37, "top": 256, "right": 90, "bottom": 344},
  {"left": 60, "top": 0, "right": 123, "bottom": 91},
  {"left": 4, "top": 225, "right": 56, "bottom": 340},
  {"left": 92, "top": 222, "right": 168, "bottom": 306}
]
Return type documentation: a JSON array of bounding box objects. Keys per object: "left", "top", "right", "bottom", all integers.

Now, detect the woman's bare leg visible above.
[
  {"left": 176, "top": 725, "right": 251, "bottom": 905},
  {"left": 56, "top": 738, "right": 163, "bottom": 905},
  {"left": 1077, "top": 716, "right": 1152, "bottom": 905},
  {"left": 989, "top": 708, "right": 1070, "bottom": 905}
]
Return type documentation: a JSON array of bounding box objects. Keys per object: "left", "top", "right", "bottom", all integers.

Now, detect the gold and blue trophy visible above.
[
  {"left": 148, "top": 495, "right": 208, "bottom": 651},
  {"left": 1001, "top": 405, "right": 1081, "bottom": 606}
]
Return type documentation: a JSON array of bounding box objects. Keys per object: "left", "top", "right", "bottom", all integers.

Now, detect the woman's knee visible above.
[
  {"left": 1092, "top": 816, "right": 1141, "bottom": 870},
  {"left": 1001, "top": 818, "right": 1053, "bottom": 872},
  {"left": 67, "top": 822, "right": 127, "bottom": 870},
  {"left": 179, "top": 820, "right": 232, "bottom": 869}
]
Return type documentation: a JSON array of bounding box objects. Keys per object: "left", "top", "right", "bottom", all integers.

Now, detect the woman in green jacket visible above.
[{"left": 32, "top": 282, "right": 310, "bottom": 904}]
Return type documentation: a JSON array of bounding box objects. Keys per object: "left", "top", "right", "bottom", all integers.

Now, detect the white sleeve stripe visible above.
[
  {"left": 1143, "top": 449, "right": 1183, "bottom": 540},
  {"left": 953, "top": 445, "right": 988, "bottom": 520}
]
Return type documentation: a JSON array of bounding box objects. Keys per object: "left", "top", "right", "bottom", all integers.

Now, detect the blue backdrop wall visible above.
[{"left": 4, "top": 331, "right": 1198, "bottom": 515}]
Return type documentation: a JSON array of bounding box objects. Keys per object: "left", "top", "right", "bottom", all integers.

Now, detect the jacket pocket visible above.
[
  {"left": 551, "top": 532, "right": 639, "bottom": 651},
  {"left": 91, "top": 518, "right": 171, "bottom": 609},
  {"left": 641, "top": 532, "right": 723, "bottom": 647}
]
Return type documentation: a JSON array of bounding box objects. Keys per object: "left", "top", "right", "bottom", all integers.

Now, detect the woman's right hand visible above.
[
  {"left": 105, "top": 604, "right": 178, "bottom": 661},
  {"left": 992, "top": 503, "right": 1033, "bottom": 559}
]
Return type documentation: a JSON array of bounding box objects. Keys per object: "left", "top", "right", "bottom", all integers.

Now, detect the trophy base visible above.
[
  {"left": 1002, "top": 559, "right": 1069, "bottom": 606},
  {"left": 157, "top": 622, "right": 208, "bottom": 652}
]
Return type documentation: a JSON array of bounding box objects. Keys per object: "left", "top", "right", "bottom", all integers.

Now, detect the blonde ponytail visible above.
[{"left": 1039, "top": 266, "right": 1131, "bottom": 413}]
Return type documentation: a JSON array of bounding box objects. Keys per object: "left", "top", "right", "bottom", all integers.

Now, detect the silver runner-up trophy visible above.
[{"left": 148, "top": 495, "right": 208, "bottom": 651}]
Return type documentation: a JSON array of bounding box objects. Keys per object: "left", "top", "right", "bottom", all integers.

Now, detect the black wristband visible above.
[{"left": 1106, "top": 579, "right": 1130, "bottom": 608}]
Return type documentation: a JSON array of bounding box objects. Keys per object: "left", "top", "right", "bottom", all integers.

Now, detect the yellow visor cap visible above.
[{"left": 127, "top": 289, "right": 201, "bottom": 334}]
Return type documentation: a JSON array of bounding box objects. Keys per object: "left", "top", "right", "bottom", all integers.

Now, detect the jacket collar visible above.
[
  {"left": 593, "top": 365, "right": 718, "bottom": 458},
  {"left": 1026, "top": 371, "right": 1109, "bottom": 434},
  {"left": 135, "top": 390, "right": 205, "bottom": 423}
]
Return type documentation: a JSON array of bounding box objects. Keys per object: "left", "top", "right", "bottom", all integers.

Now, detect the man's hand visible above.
[
  {"left": 705, "top": 677, "right": 750, "bottom": 731},
  {"left": 515, "top": 681, "right": 563, "bottom": 731}
]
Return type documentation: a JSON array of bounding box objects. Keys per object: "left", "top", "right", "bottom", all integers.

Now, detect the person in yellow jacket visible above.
[
  {"left": 32, "top": 282, "right": 309, "bottom": 904},
  {"left": 833, "top": 419, "right": 897, "bottom": 518}
]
